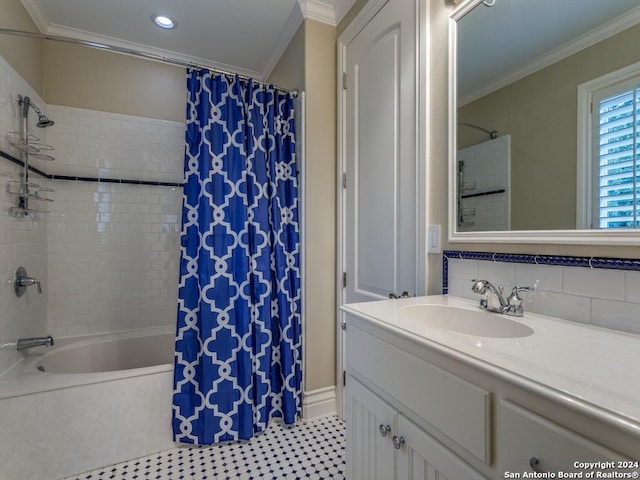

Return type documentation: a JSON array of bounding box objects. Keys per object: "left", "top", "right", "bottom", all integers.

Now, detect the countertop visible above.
[{"left": 341, "top": 295, "right": 640, "bottom": 438}]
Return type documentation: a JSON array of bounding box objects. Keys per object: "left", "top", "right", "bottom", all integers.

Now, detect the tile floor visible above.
[{"left": 62, "top": 415, "right": 345, "bottom": 480}]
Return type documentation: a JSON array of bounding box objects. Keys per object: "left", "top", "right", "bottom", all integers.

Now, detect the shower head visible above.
[
  {"left": 36, "top": 113, "right": 55, "bottom": 128},
  {"left": 18, "top": 94, "right": 55, "bottom": 128}
]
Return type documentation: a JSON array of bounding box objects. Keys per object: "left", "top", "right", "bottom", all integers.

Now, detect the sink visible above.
[{"left": 399, "top": 304, "right": 534, "bottom": 338}]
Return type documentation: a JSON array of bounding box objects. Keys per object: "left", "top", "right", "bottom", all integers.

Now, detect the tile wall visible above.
[
  {"left": 0, "top": 46, "right": 185, "bottom": 377},
  {"left": 0, "top": 54, "right": 48, "bottom": 375},
  {"left": 45, "top": 106, "right": 184, "bottom": 337},
  {"left": 445, "top": 251, "right": 640, "bottom": 336}
]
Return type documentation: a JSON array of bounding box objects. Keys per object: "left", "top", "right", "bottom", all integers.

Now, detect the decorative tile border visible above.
[
  {"left": 0, "top": 149, "right": 183, "bottom": 188},
  {"left": 442, "top": 249, "right": 640, "bottom": 294}
]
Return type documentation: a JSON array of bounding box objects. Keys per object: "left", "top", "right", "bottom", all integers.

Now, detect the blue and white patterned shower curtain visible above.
[{"left": 172, "top": 69, "right": 302, "bottom": 445}]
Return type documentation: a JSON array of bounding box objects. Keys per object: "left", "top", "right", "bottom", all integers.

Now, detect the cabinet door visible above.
[
  {"left": 396, "top": 415, "right": 486, "bottom": 480},
  {"left": 346, "top": 376, "right": 396, "bottom": 480},
  {"left": 496, "top": 400, "right": 626, "bottom": 475}
]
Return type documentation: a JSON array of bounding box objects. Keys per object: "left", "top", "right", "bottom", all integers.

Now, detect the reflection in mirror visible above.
[{"left": 454, "top": 0, "right": 640, "bottom": 233}]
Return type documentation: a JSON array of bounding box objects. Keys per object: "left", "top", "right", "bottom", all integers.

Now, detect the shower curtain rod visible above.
[{"left": 0, "top": 28, "right": 299, "bottom": 97}]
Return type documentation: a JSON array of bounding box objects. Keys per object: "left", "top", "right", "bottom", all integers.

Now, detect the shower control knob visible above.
[{"left": 14, "top": 266, "right": 42, "bottom": 296}]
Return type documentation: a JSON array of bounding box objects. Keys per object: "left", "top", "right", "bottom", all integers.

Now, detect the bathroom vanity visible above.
[{"left": 342, "top": 296, "right": 640, "bottom": 479}]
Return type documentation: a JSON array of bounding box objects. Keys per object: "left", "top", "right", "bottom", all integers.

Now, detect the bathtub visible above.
[
  {"left": 37, "top": 328, "right": 174, "bottom": 374},
  {"left": 0, "top": 326, "right": 177, "bottom": 480}
]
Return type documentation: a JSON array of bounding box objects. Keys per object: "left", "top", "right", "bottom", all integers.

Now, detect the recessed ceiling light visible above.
[{"left": 152, "top": 14, "right": 176, "bottom": 29}]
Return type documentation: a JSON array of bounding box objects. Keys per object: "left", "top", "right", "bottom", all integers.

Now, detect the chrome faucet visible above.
[
  {"left": 16, "top": 335, "right": 54, "bottom": 351},
  {"left": 471, "top": 279, "right": 534, "bottom": 317}
]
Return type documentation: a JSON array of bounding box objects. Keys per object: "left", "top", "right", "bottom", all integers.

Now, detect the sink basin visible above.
[{"left": 399, "top": 304, "right": 534, "bottom": 338}]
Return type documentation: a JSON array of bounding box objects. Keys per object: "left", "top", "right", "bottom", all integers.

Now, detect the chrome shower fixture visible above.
[
  {"left": 446, "top": 0, "right": 495, "bottom": 6},
  {"left": 17, "top": 95, "right": 55, "bottom": 128},
  {"left": 458, "top": 122, "right": 498, "bottom": 139}
]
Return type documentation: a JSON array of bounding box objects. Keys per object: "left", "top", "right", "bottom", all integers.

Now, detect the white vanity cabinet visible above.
[
  {"left": 346, "top": 375, "right": 484, "bottom": 480},
  {"left": 345, "top": 314, "right": 490, "bottom": 479},
  {"left": 343, "top": 305, "right": 639, "bottom": 480}
]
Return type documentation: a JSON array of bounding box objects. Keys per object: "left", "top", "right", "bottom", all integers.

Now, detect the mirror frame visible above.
[{"left": 448, "top": 0, "right": 640, "bottom": 246}]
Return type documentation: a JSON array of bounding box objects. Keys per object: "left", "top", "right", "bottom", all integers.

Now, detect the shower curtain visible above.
[{"left": 172, "top": 69, "right": 302, "bottom": 445}]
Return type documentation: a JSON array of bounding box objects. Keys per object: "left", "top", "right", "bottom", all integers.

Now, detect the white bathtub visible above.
[
  {"left": 37, "top": 329, "right": 174, "bottom": 374},
  {"left": 0, "top": 326, "right": 177, "bottom": 480}
]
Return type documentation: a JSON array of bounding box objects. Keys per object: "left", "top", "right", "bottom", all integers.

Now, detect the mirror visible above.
[{"left": 449, "top": 0, "right": 640, "bottom": 244}]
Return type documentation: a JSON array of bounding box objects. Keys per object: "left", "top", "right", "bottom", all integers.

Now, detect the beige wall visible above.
[
  {"left": 428, "top": 0, "right": 451, "bottom": 295},
  {"left": 268, "top": 23, "right": 305, "bottom": 91},
  {"left": 459, "top": 23, "right": 640, "bottom": 231},
  {"left": 43, "top": 42, "right": 185, "bottom": 122},
  {"left": 303, "top": 20, "right": 337, "bottom": 391},
  {"left": 269, "top": 20, "right": 338, "bottom": 392},
  {"left": 0, "top": 0, "right": 43, "bottom": 94}
]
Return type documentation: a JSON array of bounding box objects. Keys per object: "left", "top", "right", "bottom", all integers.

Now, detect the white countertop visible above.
[{"left": 341, "top": 295, "right": 640, "bottom": 437}]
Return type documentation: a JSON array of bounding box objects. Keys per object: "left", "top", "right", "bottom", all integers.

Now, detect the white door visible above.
[{"left": 343, "top": 0, "right": 418, "bottom": 304}]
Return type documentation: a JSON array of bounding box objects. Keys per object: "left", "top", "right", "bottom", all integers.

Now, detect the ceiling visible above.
[{"left": 19, "top": 0, "right": 355, "bottom": 80}]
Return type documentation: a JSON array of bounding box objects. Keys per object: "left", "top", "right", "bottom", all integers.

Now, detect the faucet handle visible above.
[
  {"left": 36, "top": 279, "right": 42, "bottom": 294},
  {"left": 507, "top": 285, "right": 534, "bottom": 305},
  {"left": 511, "top": 285, "right": 534, "bottom": 295}
]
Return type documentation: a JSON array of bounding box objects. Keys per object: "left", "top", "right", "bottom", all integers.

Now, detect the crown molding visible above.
[
  {"left": 459, "top": 4, "right": 640, "bottom": 106},
  {"left": 298, "top": 0, "right": 337, "bottom": 26},
  {"left": 20, "top": 0, "right": 49, "bottom": 33}
]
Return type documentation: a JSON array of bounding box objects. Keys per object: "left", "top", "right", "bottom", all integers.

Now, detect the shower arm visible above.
[{"left": 458, "top": 122, "right": 498, "bottom": 140}]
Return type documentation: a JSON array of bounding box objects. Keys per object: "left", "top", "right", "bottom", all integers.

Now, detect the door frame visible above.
[{"left": 335, "top": 0, "right": 429, "bottom": 419}]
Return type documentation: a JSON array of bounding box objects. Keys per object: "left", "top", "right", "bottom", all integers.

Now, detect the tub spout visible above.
[{"left": 17, "top": 335, "right": 54, "bottom": 351}]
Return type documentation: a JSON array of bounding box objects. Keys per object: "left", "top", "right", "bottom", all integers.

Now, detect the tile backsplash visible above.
[{"left": 444, "top": 250, "right": 640, "bottom": 336}]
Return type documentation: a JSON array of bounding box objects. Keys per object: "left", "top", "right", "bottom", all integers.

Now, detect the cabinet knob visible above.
[
  {"left": 530, "top": 456, "right": 542, "bottom": 473},
  {"left": 392, "top": 435, "right": 405, "bottom": 449},
  {"left": 378, "top": 424, "right": 391, "bottom": 437}
]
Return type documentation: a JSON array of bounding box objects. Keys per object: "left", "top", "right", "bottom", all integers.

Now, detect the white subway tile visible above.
[
  {"left": 591, "top": 299, "right": 640, "bottom": 335},
  {"left": 447, "top": 258, "right": 478, "bottom": 282},
  {"left": 624, "top": 270, "right": 640, "bottom": 304},
  {"left": 563, "top": 267, "right": 625, "bottom": 301},
  {"left": 515, "top": 264, "right": 563, "bottom": 293},
  {"left": 478, "top": 260, "right": 515, "bottom": 287},
  {"left": 535, "top": 290, "right": 591, "bottom": 325}
]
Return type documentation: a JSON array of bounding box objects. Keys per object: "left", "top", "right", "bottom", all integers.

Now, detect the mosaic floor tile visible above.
[{"left": 63, "top": 415, "right": 345, "bottom": 480}]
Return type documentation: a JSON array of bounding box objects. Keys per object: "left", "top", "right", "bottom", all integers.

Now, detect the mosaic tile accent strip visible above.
[
  {"left": 442, "top": 249, "right": 640, "bottom": 294},
  {"left": 62, "top": 415, "right": 345, "bottom": 480}
]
